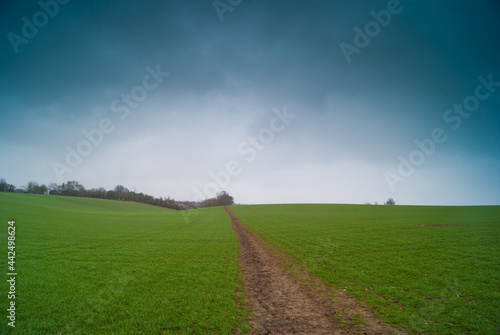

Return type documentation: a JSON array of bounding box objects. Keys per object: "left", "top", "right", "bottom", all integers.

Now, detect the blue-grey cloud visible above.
[{"left": 1, "top": 0, "right": 499, "bottom": 205}]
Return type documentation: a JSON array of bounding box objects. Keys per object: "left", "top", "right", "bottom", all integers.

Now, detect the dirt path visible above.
[{"left": 225, "top": 207, "right": 405, "bottom": 335}]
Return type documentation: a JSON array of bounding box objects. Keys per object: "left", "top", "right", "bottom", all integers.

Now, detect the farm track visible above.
[{"left": 225, "top": 207, "right": 405, "bottom": 335}]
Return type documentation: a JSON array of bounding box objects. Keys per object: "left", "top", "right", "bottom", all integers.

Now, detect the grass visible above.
[
  {"left": 1, "top": 194, "right": 498, "bottom": 334},
  {"left": 0, "top": 193, "right": 251, "bottom": 334},
  {"left": 230, "top": 204, "right": 500, "bottom": 334}
]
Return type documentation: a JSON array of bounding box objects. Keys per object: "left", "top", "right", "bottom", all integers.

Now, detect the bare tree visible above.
[
  {"left": 61, "top": 180, "right": 85, "bottom": 196},
  {"left": 26, "top": 181, "right": 39, "bottom": 194},
  {"left": 114, "top": 185, "right": 129, "bottom": 194},
  {"left": 35, "top": 184, "right": 48, "bottom": 194},
  {"left": 385, "top": 198, "right": 396, "bottom": 205}
]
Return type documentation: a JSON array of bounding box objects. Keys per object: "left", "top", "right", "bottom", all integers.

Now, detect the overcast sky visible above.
[{"left": 1, "top": 0, "right": 499, "bottom": 205}]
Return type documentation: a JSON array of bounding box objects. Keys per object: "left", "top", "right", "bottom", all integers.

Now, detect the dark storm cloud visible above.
[{"left": 1, "top": 0, "right": 499, "bottom": 204}]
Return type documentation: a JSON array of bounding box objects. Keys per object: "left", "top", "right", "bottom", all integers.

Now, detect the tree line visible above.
[
  {"left": 201, "top": 191, "right": 234, "bottom": 207},
  {"left": 0, "top": 178, "right": 234, "bottom": 209}
]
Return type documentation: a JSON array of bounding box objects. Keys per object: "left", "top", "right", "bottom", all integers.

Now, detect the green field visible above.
[
  {"left": 230, "top": 204, "right": 500, "bottom": 334},
  {"left": 1, "top": 194, "right": 498, "bottom": 334},
  {"left": 0, "top": 193, "right": 250, "bottom": 334}
]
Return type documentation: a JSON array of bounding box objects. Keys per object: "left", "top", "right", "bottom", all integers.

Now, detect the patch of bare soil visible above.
[{"left": 225, "top": 207, "right": 406, "bottom": 335}]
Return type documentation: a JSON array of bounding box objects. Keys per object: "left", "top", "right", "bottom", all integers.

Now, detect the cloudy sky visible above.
[{"left": 1, "top": 0, "right": 499, "bottom": 205}]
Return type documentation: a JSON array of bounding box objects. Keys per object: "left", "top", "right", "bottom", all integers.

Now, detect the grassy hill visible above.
[{"left": 0, "top": 193, "right": 249, "bottom": 334}]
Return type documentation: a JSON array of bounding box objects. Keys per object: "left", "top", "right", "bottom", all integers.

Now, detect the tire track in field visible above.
[{"left": 225, "top": 206, "right": 405, "bottom": 335}]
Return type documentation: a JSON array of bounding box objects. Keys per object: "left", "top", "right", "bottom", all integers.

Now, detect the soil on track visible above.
[{"left": 226, "top": 207, "right": 405, "bottom": 335}]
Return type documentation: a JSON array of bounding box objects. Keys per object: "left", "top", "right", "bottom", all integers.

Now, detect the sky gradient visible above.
[{"left": 1, "top": 0, "right": 499, "bottom": 205}]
